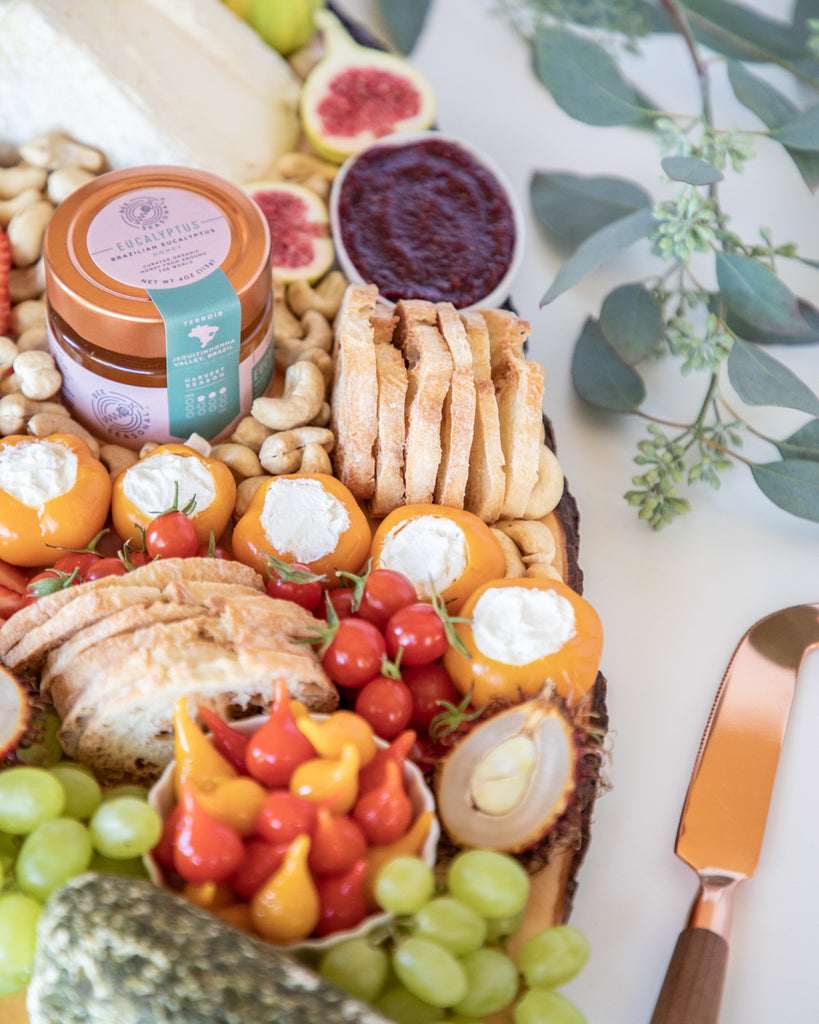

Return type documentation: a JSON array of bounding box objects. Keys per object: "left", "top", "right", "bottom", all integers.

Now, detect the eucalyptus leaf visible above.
[
  {"left": 727, "top": 61, "right": 819, "bottom": 189},
  {"left": 533, "top": 26, "right": 647, "bottom": 126},
  {"left": 599, "top": 284, "right": 664, "bottom": 363},
  {"left": 541, "top": 207, "right": 657, "bottom": 305},
  {"left": 727, "top": 338, "right": 819, "bottom": 415},
  {"left": 374, "top": 0, "right": 431, "bottom": 54},
  {"left": 726, "top": 299, "right": 819, "bottom": 345},
  {"left": 571, "top": 317, "right": 646, "bottom": 412},
  {"left": 770, "top": 103, "right": 819, "bottom": 151},
  {"left": 777, "top": 419, "right": 819, "bottom": 461},
  {"left": 661, "top": 155, "right": 723, "bottom": 185},
  {"left": 681, "top": 0, "right": 808, "bottom": 63},
  {"left": 715, "top": 251, "right": 807, "bottom": 334},
  {"left": 750, "top": 459, "right": 819, "bottom": 521},
  {"left": 530, "top": 172, "right": 652, "bottom": 248}
]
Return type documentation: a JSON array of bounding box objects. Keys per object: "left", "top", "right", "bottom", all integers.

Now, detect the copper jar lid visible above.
[{"left": 44, "top": 165, "right": 272, "bottom": 359}]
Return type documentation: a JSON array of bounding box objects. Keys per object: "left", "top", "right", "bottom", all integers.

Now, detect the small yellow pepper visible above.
[
  {"left": 172, "top": 698, "right": 237, "bottom": 799},
  {"left": 250, "top": 833, "right": 320, "bottom": 944}
]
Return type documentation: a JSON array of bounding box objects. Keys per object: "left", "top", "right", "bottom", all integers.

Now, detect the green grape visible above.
[
  {"left": 375, "top": 986, "right": 444, "bottom": 1024},
  {"left": 101, "top": 784, "right": 149, "bottom": 802},
  {"left": 452, "top": 946, "right": 519, "bottom": 1017},
  {"left": 392, "top": 936, "right": 468, "bottom": 1008},
  {"left": 517, "top": 925, "right": 590, "bottom": 989},
  {"left": 447, "top": 850, "right": 530, "bottom": 920},
  {"left": 89, "top": 796, "right": 162, "bottom": 859},
  {"left": 484, "top": 909, "right": 526, "bottom": 942},
  {"left": 0, "top": 832, "right": 21, "bottom": 876},
  {"left": 374, "top": 855, "right": 435, "bottom": 915},
  {"left": 48, "top": 763, "right": 103, "bottom": 820},
  {"left": 318, "top": 935, "right": 390, "bottom": 1003},
  {"left": 0, "top": 892, "right": 41, "bottom": 994},
  {"left": 16, "top": 713, "right": 63, "bottom": 767},
  {"left": 413, "top": 896, "right": 487, "bottom": 956},
  {"left": 514, "top": 989, "right": 587, "bottom": 1024},
  {"left": 89, "top": 852, "right": 150, "bottom": 879},
  {"left": 16, "top": 817, "right": 93, "bottom": 902},
  {"left": 0, "top": 765, "right": 65, "bottom": 835}
]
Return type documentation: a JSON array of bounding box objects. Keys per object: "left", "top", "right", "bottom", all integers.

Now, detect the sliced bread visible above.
[
  {"left": 370, "top": 307, "right": 408, "bottom": 517},
  {"left": 434, "top": 303, "right": 477, "bottom": 509}
]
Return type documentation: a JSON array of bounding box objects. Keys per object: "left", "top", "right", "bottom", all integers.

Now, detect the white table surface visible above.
[{"left": 339, "top": 2, "right": 819, "bottom": 1023}]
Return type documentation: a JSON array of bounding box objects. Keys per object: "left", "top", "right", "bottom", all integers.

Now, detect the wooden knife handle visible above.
[{"left": 649, "top": 927, "right": 728, "bottom": 1024}]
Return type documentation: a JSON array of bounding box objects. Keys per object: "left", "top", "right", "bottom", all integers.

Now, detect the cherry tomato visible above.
[
  {"left": 265, "top": 558, "right": 324, "bottom": 612},
  {"left": 384, "top": 603, "right": 448, "bottom": 666},
  {"left": 145, "top": 510, "right": 200, "bottom": 559},
  {"left": 0, "top": 558, "right": 29, "bottom": 595},
  {"left": 52, "top": 551, "right": 102, "bottom": 580},
  {"left": 354, "top": 676, "right": 414, "bottom": 740},
  {"left": 197, "top": 544, "right": 233, "bottom": 560},
  {"left": 0, "top": 584, "right": 26, "bottom": 618},
  {"left": 322, "top": 587, "right": 356, "bottom": 620},
  {"left": 22, "top": 569, "right": 76, "bottom": 605},
  {"left": 231, "top": 838, "right": 288, "bottom": 902},
  {"left": 321, "top": 618, "right": 387, "bottom": 689},
  {"left": 83, "top": 557, "right": 129, "bottom": 581},
  {"left": 357, "top": 568, "right": 417, "bottom": 630},
  {"left": 402, "top": 663, "right": 460, "bottom": 733}
]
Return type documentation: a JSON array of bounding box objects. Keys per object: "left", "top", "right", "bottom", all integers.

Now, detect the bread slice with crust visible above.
[
  {"left": 434, "top": 303, "right": 477, "bottom": 509},
  {"left": 460, "top": 310, "right": 506, "bottom": 523},
  {"left": 0, "top": 557, "right": 264, "bottom": 668},
  {"left": 482, "top": 308, "right": 545, "bottom": 519},
  {"left": 394, "top": 299, "right": 453, "bottom": 505},
  {"left": 370, "top": 306, "right": 408, "bottom": 517},
  {"left": 329, "top": 283, "right": 379, "bottom": 500}
]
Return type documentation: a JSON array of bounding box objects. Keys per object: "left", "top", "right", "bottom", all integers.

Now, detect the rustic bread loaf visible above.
[
  {"left": 394, "top": 299, "right": 453, "bottom": 505},
  {"left": 460, "top": 309, "right": 506, "bottom": 523},
  {"left": 434, "top": 303, "right": 477, "bottom": 509},
  {"left": 329, "top": 283, "right": 380, "bottom": 500},
  {"left": 482, "top": 308, "right": 545, "bottom": 519},
  {"left": 370, "top": 307, "right": 408, "bottom": 517}
]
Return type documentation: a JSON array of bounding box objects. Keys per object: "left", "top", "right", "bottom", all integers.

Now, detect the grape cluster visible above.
[
  {"left": 0, "top": 760, "right": 161, "bottom": 994},
  {"left": 317, "top": 850, "right": 589, "bottom": 1024}
]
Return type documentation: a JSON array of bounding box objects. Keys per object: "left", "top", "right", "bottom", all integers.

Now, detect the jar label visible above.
[{"left": 87, "top": 186, "right": 242, "bottom": 437}]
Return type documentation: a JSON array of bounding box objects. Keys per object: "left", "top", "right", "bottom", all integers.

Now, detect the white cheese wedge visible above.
[{"left": 0, "top": 0, "right": 302, "bottom": 183}]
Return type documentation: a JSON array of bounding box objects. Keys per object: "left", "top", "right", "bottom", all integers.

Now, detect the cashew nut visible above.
[
  {"left": 309, "top": 401, "right": 331, "bottom": 428},
  {"left": 490, "top": 527, "right": 526, "bottom": 578},
  {"left": 0, "top": 393, "right": 65, "bottom": 434},
  {"left": 525, "top": 562, "right": 563, "bottom": 581},
  {"left": 230, "top": 415, "right": 272, "bottom": 453},
  {"left": 494, "top": 519, "right": 557, "bottom": 567},
  {"left": 99, "top": 443, "right": 138, "bottom": 480},
  {"left": 9, "top": 299, "right": 46, "bottom": 337},
  {"left": 235, "top": 475, "right": 270, "bottom": 518},
  {"left": 251, "top": 360, "right": 325, "bottom": 431},
  {"left": 274, "top": 151, "right": 338, "bottom": 183},
  {"left": 181, "top": 433, "right": 212, "bottom": 457},
  {"left": 299, "top": 441, "right": 333, "bottom": 475},
  {"left": 12, "top": 349, "right": 62, "bottom": 401},
  {"left": 15, "top": 326, "right": 49, "bottom": 353},
  {"left": 26, "top": 412, "right": 100, "bottom": 457},
  {"left": 20, "top": 132, "right": 105, "bottom": 173},
  {"left": 0, "top": 164, "right": 47, "bottom": 201},
  {"left": 46, "top": 166, "right": 96, "bottom": 204},
  {"left": 210, "top": 442, "right": 263, "bottom": 480},
  {"left": 9, "top": 258, "right": 46, "bottom": 303},
  {"left": 258, "top": 426, "right": 334, "bottom": 475},
  {"left": 274, "top": 308, "right": 333, "bottom": 368},
  {"left": 287, "top": 271, "right": 347, "bottom": 321},
  {"left": 0, "top": 187, "right": 41, "bottom": 229},
  {"left": 0, "top": 337, "right": 17, "bottom": 375},
  {"left": 297, "top": 348, "right": 334, "bottom": 390},
  {"left": 8, "top": 199, "right": 53, "bottom": 267},
  {"left": 523, "top": 445, "right": 565, "bottom": 519},
  {"left": 273, "top": 296, "right": 304, "bottom": 342}
]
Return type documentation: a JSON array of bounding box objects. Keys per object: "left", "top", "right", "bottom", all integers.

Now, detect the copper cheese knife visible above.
[{"left": 649, "top": 603, "right": 819, "bottom": 1024}]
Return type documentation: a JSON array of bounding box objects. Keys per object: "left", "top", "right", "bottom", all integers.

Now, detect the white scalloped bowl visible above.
[
  {"left": 329, "top": 129, "right": 525, "bottom": 312},
  {"left": 145, "top": 713, "right": 439, "bottom": 953}
]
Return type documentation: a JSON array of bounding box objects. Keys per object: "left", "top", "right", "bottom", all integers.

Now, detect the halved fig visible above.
[
  {"left": 435, "top": 690, "right": 577, "bottom": 854},
  {"left": 300, "top": 10, "right": 436, "bottom": 164},
  {"left": 0, "top": 664, "right": 31, "bottom": 759},
  {"left": 243, "top": 180, "right": 335, "bottom": 283}
]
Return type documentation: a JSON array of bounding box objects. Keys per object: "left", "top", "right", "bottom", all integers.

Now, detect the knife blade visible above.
[{"left": 649, "top": 603, "right": 819, "bottom": 1024}]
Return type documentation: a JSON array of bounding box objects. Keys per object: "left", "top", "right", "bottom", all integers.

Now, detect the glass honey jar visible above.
[{"left": 44, "top": 165, "right": 274, "bottom": 448}]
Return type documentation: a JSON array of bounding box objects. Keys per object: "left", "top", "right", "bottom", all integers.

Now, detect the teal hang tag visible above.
[{"left": 148, "top": 267, "right": 241, "bottom": 440}]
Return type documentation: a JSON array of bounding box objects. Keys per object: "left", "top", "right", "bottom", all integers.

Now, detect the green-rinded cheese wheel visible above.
[{"left": 28, "top": 873, "right": 392, "bottom": 1024}]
